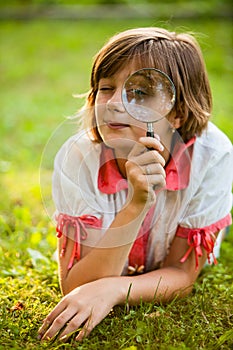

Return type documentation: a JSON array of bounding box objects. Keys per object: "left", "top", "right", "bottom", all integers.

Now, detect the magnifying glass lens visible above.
[{"left": 122, "top": 68, "right": 176, "bottom": 123}]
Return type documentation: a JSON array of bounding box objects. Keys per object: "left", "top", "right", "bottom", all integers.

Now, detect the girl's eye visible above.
[
  {"left": 99, "top": 86, "right": 114, "bottom": 92},
  {"left": 99, "top": 87, "right": 112, "bottom": 91},
  {"left": 132, "top": 88, "right": 147, "bottom": 97},
  {"left": 127, "top": 88, "right": 147, "bottom": 102}
]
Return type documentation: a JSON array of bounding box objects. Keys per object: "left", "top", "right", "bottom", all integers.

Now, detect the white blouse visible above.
[{"left": 52, "top": 121, "right": 232, "bottom": 274}]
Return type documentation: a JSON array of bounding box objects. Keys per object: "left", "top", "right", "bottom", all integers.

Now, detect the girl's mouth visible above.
[{"left": 107, "top": 122, "right": 130, "bottom": 129}]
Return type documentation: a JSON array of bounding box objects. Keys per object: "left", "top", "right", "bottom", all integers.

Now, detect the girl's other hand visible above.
[{"left": 38, "top": 278, "right": 124, "bottom": 342}]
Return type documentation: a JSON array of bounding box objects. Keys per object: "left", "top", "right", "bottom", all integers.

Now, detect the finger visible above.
[
  {"left": 75, "top": 308, "right": 109, "bottom": 342},
  {"left": 38, "top": 320, "right": 51, "bottom": 340},
  {"left": 149, "top": 174, "right": 166, "bottom": 190},
  {"left": 58, "top": 310, "right": 90, "bottom": 341},
  {"left": 139, "top": 136, "right": 164, "bottom": 152},
  {"left": 128, "top": 136, "right": 164, "bottom": 159},
  {"left": 144, "top": 163, "right": 166, "bottom": 178},
  {"left": 75, "top": 316, "right": 96, "bottom": 342},
  {"left": 38, "top": 298, "right": 67, "bottom": 337},
  {"left": 145, "top": 150, "right": 165, "bottom": 167},
  {"left": 130, "top": 149, "right": 166, "bottom": 168},
  {"left": 41, "top": 308, "right": 74, "bottom": 341},
  {"left": 128, "top": 140, "right": 147, "bottom": 159}
]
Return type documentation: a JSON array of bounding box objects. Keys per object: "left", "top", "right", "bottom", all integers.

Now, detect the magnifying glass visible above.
[{"left": 122, "top": 68, "right": 176, "bottom": 138}]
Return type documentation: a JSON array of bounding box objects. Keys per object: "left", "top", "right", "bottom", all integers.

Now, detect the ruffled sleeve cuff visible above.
[
  {"left": 56, "top": 213, "right": 102, "bottom": 270},
  {"left": 176, "top": 213, "right": 232, "bottom": 270}
]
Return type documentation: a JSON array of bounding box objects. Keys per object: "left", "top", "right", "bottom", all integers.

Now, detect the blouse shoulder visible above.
[
  {"left": 55, "top": 130, "right": 95, "bottom": 156},
  {"left": 197, "top": 122, "right": 232, "bottom": 157},
  {"left": 177, "top": 122, "right": 232, "bottom": 230},
  {"left": 54, "top": 130, "right": 101, "bottom": 171},
  {"left": 192, "top": 122, "right": 233, "bottom": 176},
  {"left": 52, "top": 130, "right": 102, "bottom": 217}
]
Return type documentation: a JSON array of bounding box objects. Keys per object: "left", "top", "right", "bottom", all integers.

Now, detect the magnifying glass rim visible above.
[{"left": 122, "top": 67, "right": 176, "bottom": 122}]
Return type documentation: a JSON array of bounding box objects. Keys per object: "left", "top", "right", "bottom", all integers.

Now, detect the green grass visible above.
[{"left": 0, "top": 16, "right": 232, "bottom": 350}]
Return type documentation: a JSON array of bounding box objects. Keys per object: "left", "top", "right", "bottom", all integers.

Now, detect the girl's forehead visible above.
[{"left": 100, "top": 61, "right": 152, "bottom": 81}]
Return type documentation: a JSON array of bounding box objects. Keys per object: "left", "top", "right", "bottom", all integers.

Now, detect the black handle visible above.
[
  {"left": 146, "top": 130, "right": 154, "bottom": 150},
  {"left": 146, "top": 130, "right": 154, "bottom": 138}
]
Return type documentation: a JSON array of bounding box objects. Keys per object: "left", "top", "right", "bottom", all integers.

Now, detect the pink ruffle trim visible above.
[
  {"left": 176, "top": 213, "right": 232, "bottom": 270},
  {"left": 56, "top": 213, "right": 102, "bottom": 270}
]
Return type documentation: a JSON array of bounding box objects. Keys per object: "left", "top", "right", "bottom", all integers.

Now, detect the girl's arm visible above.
[
  {"left": 58, "top": 136, "right": 166, "bottom": 295},
  {"left": 118, "top": 233, "right": 209, "bottom": 304},
  {"left": 38, "top": 232, "right": 211, "bottom": 342},
  {"left": 58, "top": 200, "right": 149, "bottom": 295}
]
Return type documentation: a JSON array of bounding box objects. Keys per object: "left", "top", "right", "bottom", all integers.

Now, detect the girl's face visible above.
[{"left": 95, "top": 66, "right": 174, "bottom": 156}]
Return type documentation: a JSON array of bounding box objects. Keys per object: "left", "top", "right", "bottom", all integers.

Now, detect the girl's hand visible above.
[
  {"left": 38, "top": 278, "right": 124, "bottom": 342},
  {"left": 126, "top": 136, "right": 166, "bottom": 208}
]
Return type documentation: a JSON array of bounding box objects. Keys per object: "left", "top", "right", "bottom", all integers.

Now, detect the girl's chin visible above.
[{"left": 103, "top": 137, "right": 137, "bottom": 153}]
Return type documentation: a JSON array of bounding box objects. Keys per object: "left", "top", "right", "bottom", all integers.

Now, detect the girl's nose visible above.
[{"left": 106, "top": 88, "right": 125, "bottom": 113}]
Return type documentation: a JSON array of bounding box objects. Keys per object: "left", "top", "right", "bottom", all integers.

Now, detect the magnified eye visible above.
[
  {"left": 133, "top": 88, "right": 146, "bottom": 96},
  {"left": 127, "top": 88, "right": 148, "bottom": 103}
]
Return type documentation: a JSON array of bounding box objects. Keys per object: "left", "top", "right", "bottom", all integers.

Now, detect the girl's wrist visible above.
[
  {"left": 126, "top": 201, "right": 155, "bottom": 222},
  {"left": 104, "top": 276, "right": 132, "bottom": 305},
  {"left": 123, "top": 195, "right": 152, "bottom": 217},
  {"left": 126, "top": 184, "right": 157, "bottom": 214}
]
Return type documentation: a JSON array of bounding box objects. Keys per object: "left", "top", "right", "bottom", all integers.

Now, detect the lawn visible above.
[{"left": 0, "top": 14, "right": 232, "bottom": 350}]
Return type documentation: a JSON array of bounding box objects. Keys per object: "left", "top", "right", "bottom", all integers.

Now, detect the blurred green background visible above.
[{"left": 0, "top": 0, "right": 232, "bottom": 222}]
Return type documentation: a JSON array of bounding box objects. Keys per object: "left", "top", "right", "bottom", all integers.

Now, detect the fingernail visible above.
[
  {"left": 60, "top": 335, "right": 67, "bottom": 341},
  {"left": 159, "top": 144, "right": 164, "bottom": 151},
  {"left": 75, "top": 333, "right": 82, "bottom": 342}
]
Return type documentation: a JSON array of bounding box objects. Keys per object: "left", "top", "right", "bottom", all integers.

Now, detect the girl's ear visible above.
[
  {"left": 169, "top": 111, "right": 181, "bottom": 129},
  {"left": 172, "top": 115, "right": 181, "bottom": 129}
]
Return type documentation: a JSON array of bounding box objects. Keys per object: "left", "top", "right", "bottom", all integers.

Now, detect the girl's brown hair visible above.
[{"left": 83, "top": 27, "right": 212, "bottom": 143}]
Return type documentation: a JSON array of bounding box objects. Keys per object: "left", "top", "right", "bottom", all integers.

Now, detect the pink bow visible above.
[
  {"left": 56, "top": 214, "right": 102, "bottom": 270},
  {"left": 180, "top": 229, "right": 217, "bottom": 270}
]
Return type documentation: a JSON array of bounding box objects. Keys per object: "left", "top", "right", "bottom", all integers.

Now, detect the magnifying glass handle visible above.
[
  {"left": 147, "top": 130, "right": 154, "bottom": 138},
  {"left": 146, "top": 123, "right": 155, "bottom": 150},
  {"left": 147, "top": 123, "right": 154, "bottom": 138}
]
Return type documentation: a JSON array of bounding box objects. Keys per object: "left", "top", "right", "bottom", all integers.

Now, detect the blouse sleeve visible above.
[
  {"left": 176, "top": 140, "right": 233, "bottom": 270},
  {"left": 52, "top": 133, "right": 102, "bottom": 218},
  {"left": 52, "top": 133, "right": 103, "bottom": 269}
]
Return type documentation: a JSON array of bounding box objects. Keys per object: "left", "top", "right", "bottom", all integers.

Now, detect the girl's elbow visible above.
[{"left": 60, "top": 278, "right": 76, "bottom": 295}]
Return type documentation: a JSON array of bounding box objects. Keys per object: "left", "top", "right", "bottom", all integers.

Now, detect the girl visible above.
[{"left": 38, "top": 27, "right": 232, "bottom": 342}]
